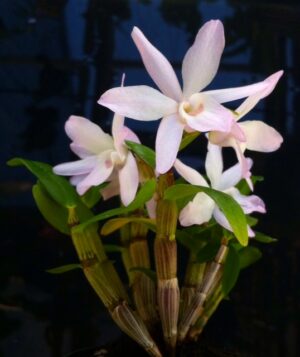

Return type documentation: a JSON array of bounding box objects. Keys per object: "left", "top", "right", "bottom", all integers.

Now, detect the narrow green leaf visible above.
[
  {"left": 76, "top": 179, "right": 156, "bottom": 231},
  {"left": 101, "top": 217, "right": 156, "bottom": 236},
  {"left": 246, "top": 216, "right": 259, "bottom": 227},
  {"left": 46, "top": 264, "right": 82, "bottom": 274},
  {"left": 104, "top": 244, "right": 125, "bottom": 253},
  {"left": 130, "top": 267, "right": 157, "bottom": 282},
  {"left": 165, "top": 184, "right": 248, "bottom": 246},
  {"left": 179, "top": 132, "right": 200, "bottom": 151},
  {"left": 253, "top": 232, "right": 278, "bottom": 244},
  {"left": 239, "top": 246, "right": 262, "bottom": 269},
  {"left": 222, "top": 246, "right": 240, "bottom": 296},
  {"left": 8, "top": 158, "right": 78, "bottom": 208},
  {"left": 125, "top": 141, "right": 155, "bottom": 168},
  {"left": 32, "top": 183, "right": 70, "bottom": 235}
]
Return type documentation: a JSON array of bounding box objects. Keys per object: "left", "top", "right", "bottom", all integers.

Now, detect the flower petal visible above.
[
  {"left": 179, "top": 192, "right": 215, "bottom": 226},
  {"left": 101, "top": 179, "right": 120, "bottom": 201},
  {"left": 236, "top": 71, "right": 284, "bottom": 118},
  {"left": 76, "top": 153, "right": 115, "bottom": 195},
  {"left": 70, "top": 174, "right": 87, "bottom": 186},
  {"left": 53, "top": 156, "right": 98, "bottom": 176},
  {"left": 146, "top": 198, "right": 157, "bottom": 219},
  {"left": 227, "top": 188, "right": 266, "bottom": 214},
  {"left": 65, "top": 116, "right": 114, "bottom": 154},
  {"left": 98, "top": 86, "right": 178, "bottom": 121},
  {"left": 183, "top": 94, "right": 233, "bottom": 133},
  {"left": 131, "top": 27, "right": 182, "bottom": 101},
  {"left": 239, "top": 120, "right": 283, "bottom": 152},
  {"left": 205, "top": 143, "right": 223, "bottom": 188},
  {"left": 219, "top": 158, "right": 253, "bottom": 191},
  {"left": 118, "top": 152, "right": 139, "bottom": 206},
  {"left": 174, "top": 159, "right": 208, "bottom": 186},
  {"left": 204, "top": 80, "right": 269, "bottom": 104},
  {"left": 155, "top": 114, "right": 184, "bottom": 174},
  {"left": 182, "top": 20, "right": 225, "bottom": 97},
  {"left": 70, "top": 143, "right": 93, "bottom": 158},
  {"left": 213, "top": 206, "right": 254, "bottom": 237}
]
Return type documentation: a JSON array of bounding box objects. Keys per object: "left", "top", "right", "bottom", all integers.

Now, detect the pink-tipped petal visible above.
[
  {"left": 155, "top": 114, "right": 184, "bottom": 174},
  {"left": 205, "top": 143, "right": 223, "bottom": 188},
  {"left": 231, "top": 140, "right": 251, "bottom": 180},
  {"left": 228, "top": 188, "right": 266, "bottom": 214},
  {"left": 98, "top": 86, "right": 177, "bottom": 121},
  {"left": 219, "top": 158, "right": 253, "bottom": 191},
  {"left": 131, "top": 27, "right": 182, "bottom": 101},
  {"left": 182, "top": 20, "right": 225, "bottom": 97},
  {"left": 65, "top": 116, "right": 114, "bottom": 154},
  {"left": 118, "top": 152, "right": 139, "bottom": 206},
  {"left": 204, "top": 80, "right": 268, "bottom": 104},
  {"left": 179, "top": 192, "right": 215, "bottom": 226},
  {"left": 239, "top": 121, "right": 283, "bottom": 152},
  {"left": 174, "top": 159, "right": 208, "bottom": 186},
  {"left": 236, "top": 70, "right": 284, "bottom": 118},
  {"left": 53, "top": 156, "right": 98, "bottom": 176},
  {"left": 213, "top": 206, "right": 232, "bottom": 232},
  {"left": 123, "top": 126, "right": 140, "bottom": 144}
]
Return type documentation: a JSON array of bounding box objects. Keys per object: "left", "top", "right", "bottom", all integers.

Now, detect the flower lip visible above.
[{"left": 178, "top": 93, "right": 205, "bottom": 123}]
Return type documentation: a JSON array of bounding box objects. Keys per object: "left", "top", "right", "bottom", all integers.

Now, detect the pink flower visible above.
[
  {"left": 174, "top": 143, "right": 265, "bottom": 237},
  {"left": 98, "top": 20, "right": 271, "bottom": 174},
  {"left": 53, "top": 115, "right": 140, "bottom": 206},
  {"left": 209, "top": 71, "right": 284, "bottom": 182}
]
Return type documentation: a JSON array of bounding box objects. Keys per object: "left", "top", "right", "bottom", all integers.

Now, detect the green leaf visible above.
[
  {"left": 179, "top": 132, "right": 200, "bottom": 151},
  {"left": 76, "top": 179, "right": 156, "bottom": 231},
  {"left": 125, "top": 141, "right": 155, "bottom": 168},
  {"left": 32, "top": 183, "right": 70, "bottom": 235},
  {"left": 236, "top": 176, "right": 264, "bottom": 195},
  {"left": 164, "top": 184, "right": 248, "bottom": 246},
  {"left": 239, "top": 246, "right": 262, "bottom": 269},
  {"left": 222, "top": 246, "right": 240, "bottom": 296},
  {"left": 8, "top": 158, "right": 78, "bottom": 208},
  {"left": 246, "top": 216, "right": 259, "bottom": 227},
  {"left": 129, "top": 267, "right": 157, "bottom": 282},
  {"left": 101, "top": 217, "right": 156, "bottom": 236},
  {"left": 80, "top": 183, "right": 108, "bottom": 208},
  {"left": 46, "top": 264, "right": 82, "bottom": 274},
  {"left": 253, "top": 232, "right": 277, "bottom": 244},
  {"left": 104, "top": 244, "right": 125, "bottom": 253}
]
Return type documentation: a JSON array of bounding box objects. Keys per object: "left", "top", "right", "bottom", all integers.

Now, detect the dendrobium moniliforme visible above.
[
  {"left": 53, "top": 115, "right": 140, "bottom": 206},
  {"left": 98, "top": 20, "right": 280, "bottom": 175},
  {"left": 175, "top": 143, "right": 266, "bottom": 236}
]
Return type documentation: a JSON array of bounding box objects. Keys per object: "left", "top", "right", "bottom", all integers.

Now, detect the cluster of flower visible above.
[{"left": 53, "top": 20, "right": 283, "bottom": 237}]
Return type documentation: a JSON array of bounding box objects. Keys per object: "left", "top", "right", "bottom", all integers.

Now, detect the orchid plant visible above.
[{"left": 8, "top": 20, "right": 283, "bottom": 357}]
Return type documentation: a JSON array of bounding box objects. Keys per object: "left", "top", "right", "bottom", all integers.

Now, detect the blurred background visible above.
[{"left": 0, "top": 0, "right": 299, "bottom": 356}]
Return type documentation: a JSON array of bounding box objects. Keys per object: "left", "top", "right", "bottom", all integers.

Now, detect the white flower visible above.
[
  {"left": 175, "top": 143, "right": 266, "bottom": 236},
  {"left": 53, "top": 115, "right": 140, "bottom": 206}
]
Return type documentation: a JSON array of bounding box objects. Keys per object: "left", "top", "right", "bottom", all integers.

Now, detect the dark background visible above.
[{"left": 0, "top": 0, "right": 299, "bottom": 356}]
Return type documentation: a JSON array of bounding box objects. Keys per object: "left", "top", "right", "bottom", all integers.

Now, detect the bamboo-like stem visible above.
[
  {"left": 188, "top": 285, "right": 224, "bottom": 341},
  {"left": 178, "top": 238, "right": 228, "bottom": 342},
  {"left": 130, "top": 222, "right": 159, "bottom": 326},
  {"left": 180, "top": 252, "right": 206, "bottom": 319},
  {"left": 71, "top": 222, "right": 162, "bottom": 357},
  {"left": 155, "top": 172, "right": 180, "bottom": 352},
  {"left": 120, "top": 223, "right": 135, "bottom": 285}
]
